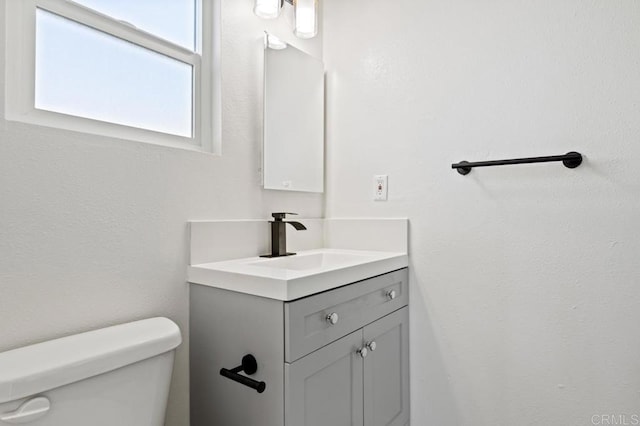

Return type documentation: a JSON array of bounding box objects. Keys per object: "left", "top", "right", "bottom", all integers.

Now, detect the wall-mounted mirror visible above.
[{"left": 262, "top": 33, "right": 324, "bottom": 193}]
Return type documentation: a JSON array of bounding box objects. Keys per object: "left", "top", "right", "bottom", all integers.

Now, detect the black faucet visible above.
[{"left": 260, "top": 212, "right": 307, "bottom": 258}]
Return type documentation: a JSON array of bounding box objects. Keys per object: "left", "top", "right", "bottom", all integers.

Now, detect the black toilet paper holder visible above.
[{"left": 220, "top": 354, "right": 266, "bottom": 394}]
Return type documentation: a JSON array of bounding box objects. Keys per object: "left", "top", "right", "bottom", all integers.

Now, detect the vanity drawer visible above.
[{"left": 284, "top": 268, "right": 408, "bottom": 362}]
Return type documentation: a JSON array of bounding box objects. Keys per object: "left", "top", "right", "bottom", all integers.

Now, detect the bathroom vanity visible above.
[{"left": 189, "top": 250, "right": 409, "bottom": 426}]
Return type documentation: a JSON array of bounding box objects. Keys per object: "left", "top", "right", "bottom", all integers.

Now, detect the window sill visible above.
[{"left": 5, "top": 108, "right": 219, "bottom": 154}]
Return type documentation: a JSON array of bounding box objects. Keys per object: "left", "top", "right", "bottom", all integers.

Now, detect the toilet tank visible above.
[{"left": 0, "top": 317, "right": 181, "bottom": 426}]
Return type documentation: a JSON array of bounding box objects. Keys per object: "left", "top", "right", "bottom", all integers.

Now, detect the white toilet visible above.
[{"left": 0, "top": 317, "right": 181, "bottom": 425}]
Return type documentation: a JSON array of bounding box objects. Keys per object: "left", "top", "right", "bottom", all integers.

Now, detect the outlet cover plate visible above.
[{"left": 373, "top": 175, "right": 388, "bottom": 201}]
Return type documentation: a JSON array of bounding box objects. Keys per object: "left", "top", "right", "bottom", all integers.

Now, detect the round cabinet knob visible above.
[
  {"left": 386, "top": 290, "right": 397, "bottom": 300},
  {"left": 357, "top": 347, "right": 368, "bottom": 358},
  {"left": 326, "top": 312, "right": 339, "bottom": 325},
  {"left": 366, "top": 341, "right": 377, "bottom": 352}
]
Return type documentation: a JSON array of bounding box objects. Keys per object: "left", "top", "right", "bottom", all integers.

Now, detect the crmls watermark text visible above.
[{"left": 592, "top": 414, "right": 640, "bottom": 425}]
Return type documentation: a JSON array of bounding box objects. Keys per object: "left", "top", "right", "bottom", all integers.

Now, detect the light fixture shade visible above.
[
  {"left": 254, "top": 0, "right": 281, "bottom": 19},
  {"left": 293, "top": 0, "right": 317, "bottom": 39}
]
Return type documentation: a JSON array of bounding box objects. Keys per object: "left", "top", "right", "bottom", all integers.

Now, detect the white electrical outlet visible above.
[{"left": 373, "top": 175, "right": 388, "bottom": 201}]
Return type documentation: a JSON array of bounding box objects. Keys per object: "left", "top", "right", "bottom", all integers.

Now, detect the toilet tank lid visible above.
[{"left": 0, "top": 317, "right": 181, "bottom": 404}]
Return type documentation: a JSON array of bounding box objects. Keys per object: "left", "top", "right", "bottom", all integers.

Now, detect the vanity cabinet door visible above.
[
  {"left": 363, "top": 307, "right": 410, "bottom": 426},
  {"left": 285, "top": 330, "right": 364, "bottom": 426}
]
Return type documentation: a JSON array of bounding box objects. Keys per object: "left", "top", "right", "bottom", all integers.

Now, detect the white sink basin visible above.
[
  {"left": 187, "top": 248, "right": 408, "bottom": 301},
  {"left": 248, "top": 251, "right": 374, "bottom": 271}
]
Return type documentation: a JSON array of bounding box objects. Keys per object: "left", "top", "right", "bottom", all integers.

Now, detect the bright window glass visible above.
[
  {"left": 35, "top": 8, "right": 194, "bottom": 138},
  {"left": 71, "top": 0, "right": 196, "bottom": 50}
]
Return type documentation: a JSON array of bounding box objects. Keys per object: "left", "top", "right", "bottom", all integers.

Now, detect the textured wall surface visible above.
[
  {"left": 0, "top": 1, "right": 322, "bottom": 424},
  {"left": 323, "top": 0, "right": 640, "bottom": 425}
]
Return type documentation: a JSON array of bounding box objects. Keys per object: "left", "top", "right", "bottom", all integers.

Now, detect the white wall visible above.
[
  {"left": 0, "top": 1, "right": 322, "bottom": 424},
  {"left": 323, "top": 1, "right": 640, "bottom": 425}
]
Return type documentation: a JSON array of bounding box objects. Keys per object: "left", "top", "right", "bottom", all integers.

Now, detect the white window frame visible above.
[{"left": 4, "top": 0, "right": 221, "bottom": 153}]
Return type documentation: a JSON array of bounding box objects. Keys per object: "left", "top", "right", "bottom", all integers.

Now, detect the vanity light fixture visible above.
[
  {"left": 292, "top": 0, "right": 318, "bottom": 39},
  {"left": 254, "top": 0, "right": 282, "bottom": 19},
  {"left": 254, "top": 0, "right": 318, "bottom": 39}
]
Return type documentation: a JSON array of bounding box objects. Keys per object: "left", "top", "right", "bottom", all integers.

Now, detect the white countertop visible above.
[{"left": 187, "top": 248, "right": 408, "bottom": 301}]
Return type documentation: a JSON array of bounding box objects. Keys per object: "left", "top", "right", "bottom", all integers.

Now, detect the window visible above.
[{"left": 5, "top": 0, "right": 220, "bottom": 152}]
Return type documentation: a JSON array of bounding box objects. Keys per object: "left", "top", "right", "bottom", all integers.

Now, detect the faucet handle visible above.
[{"left": 271, "top": 212, "right": 298, "bottom": 221}]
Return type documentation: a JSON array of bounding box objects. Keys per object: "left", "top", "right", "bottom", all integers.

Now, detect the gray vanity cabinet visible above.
[
  {"left": 190, "top": 268, "right": 409, "bottom": 426},
  {"left": 286, "top": 307, "right": 409, "bottom": 426}
]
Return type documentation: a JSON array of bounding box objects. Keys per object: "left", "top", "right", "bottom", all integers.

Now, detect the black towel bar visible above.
[{"left": 452, "top": 151, "right": 583, "bottom": 175}]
